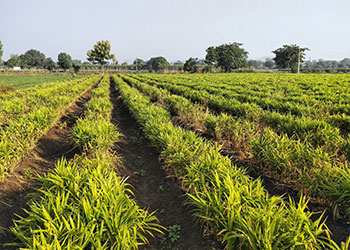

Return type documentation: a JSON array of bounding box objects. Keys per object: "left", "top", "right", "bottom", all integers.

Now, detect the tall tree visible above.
[
  {"left": 0, "top": 40, "right": 3, "bottom": 65},
  {"left": 5, "top": 55, "right": 21, "bottom": 67},
  {"left": 20, "top": 49, "right": 46, "bottom": 68},
  {"left": 133, "top": 58, "right": 145, "bottom": 71},
  {"left": 264, "top": 58, "right": 275, "bottom": 69},
  {"left": 204, "top": 46, "right": 217, "bottom": 66},
  {"left": 272, "top": 44, "right": 309, "bottom": 73},
  {"left": 205, "top": 43, "right": 248, "bottom": 72},
  {"left": 44, "top": 57, "right": 57, "bottom": 71},
  {"left": 340, "top": 58, "right": 350, "bottom": 68},
  {"left": 183, "top": 57, "right": 198, "bottom": 73},
  {"left": 87, "top": 40, "right": 116, "bottom": 71},
  {"left": 146, "top": 57, "right": 169, "bottom": 72},
  {"left": 72, "top": 60, "right": 82, "bottom": 73},
  {"left": 57, "top": 52, "right": 72, "bottom": 71}
]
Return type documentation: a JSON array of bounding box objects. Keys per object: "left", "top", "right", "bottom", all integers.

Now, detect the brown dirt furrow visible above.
[
  {"left": 0, "top": 86, "right": 95, "bottom": 249},
  {"left": 109, "top": 79, "right": 222, "bottom": 250}
]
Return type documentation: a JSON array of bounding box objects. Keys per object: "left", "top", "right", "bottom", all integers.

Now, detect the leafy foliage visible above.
[
  {"left": 272, "top": 44, "right": 309, "bottom": 73},
  {"left": 113, "top": 75, "right": 341, "bottom": 249},
  {"left": 57, "top": 52, "right": 72, "bottom": 71},
  {"left": 146, "top": 57, "right": 169, "bottom": 72},
  {"left": 19, "top": 49, "right": 46, "bottom": 68},
  {"left": 11, "top": 76, "right": 163, "bottom": 249},
  {"left": 44, "top": 57, "right": 56, "bottom": 71},
  {"left": 87, "top": 40, "right": 116, "bottom": 66},
  {"left": 5, "top": 54, "right": 21, "bottom": 67},
  {"left": 183, "top": 57, "right": 198, "bottom": 73},
  {"left": 205, "top": 43, "right": 248, "bottom": 72},
  {"left": 133, "top": 58, "right": 145, "bottom": 71}
]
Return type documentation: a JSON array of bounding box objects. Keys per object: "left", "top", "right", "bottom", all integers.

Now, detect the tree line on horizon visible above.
[{"left": 0, "top": 39, "right": 349, "bottom": 73}]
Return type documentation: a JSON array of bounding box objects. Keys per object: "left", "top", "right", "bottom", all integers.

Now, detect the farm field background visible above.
[
  {"left": 0, "top": 73, "right": 350, "bottom": 249},
  {"left": 128, "top": 73, "right": 350, "bottom": 213},
  {"left": 0, "top": 74, "right": 83, "bottom": 90}
]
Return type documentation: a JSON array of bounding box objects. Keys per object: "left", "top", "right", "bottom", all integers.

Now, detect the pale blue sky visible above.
[{"left": 1, "top": 0, "right": 349, "bottom": 63}]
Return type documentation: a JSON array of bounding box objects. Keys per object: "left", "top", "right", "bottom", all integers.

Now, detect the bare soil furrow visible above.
[{"left": 109, "top": 79, "right": 222, "bottom": 250}]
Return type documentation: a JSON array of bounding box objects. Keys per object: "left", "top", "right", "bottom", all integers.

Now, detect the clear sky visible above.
[{"left": 1, "top": 0, "right": 349, "bottom": 63}]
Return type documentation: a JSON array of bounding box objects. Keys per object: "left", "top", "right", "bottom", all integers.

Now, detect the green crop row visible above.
[
  {"left": 130, "top": 75, "right": 348, "bottom": 158},
  {"left": 138, "top": 73, "right": 350, "bottom": 117},
  {"left": 137, "top": 74, "right": 350, "bottom": 136},
  {"left": 112, "top": 75, "right": 350, "bottom": 249},
  {"left": 0, "top": 74, "right": 83, "bottom": 90},
  {"left": 0, "top": 74, "right": 101, "bottom": 179},
  {"left": 11, "top": 75, "right": 163, "bottom": 249},
  {"left": 120, "top": 75, "right": 350, "bottom": 218},
  {"left": 0, "top": 75, "right": 96, "bottom": 126}
]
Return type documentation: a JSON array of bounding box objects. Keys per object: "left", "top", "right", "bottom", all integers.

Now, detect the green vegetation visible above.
[
  {"left": 0, "top": 75, "right": 99, "bottom": 179},
  {"left": 57, "top": 52, "right": 73, "bottom": 71},
  {"left": 129, "top": 73, "right": 350, "bottom": 218},
  {"left": 3, "top": 72, "right": 350, "bottom": 249},
  {"left": 87, "top": 40, "right": 116, "bottom": 70},
  {"left": 11, "top": 76, "right": 163, "bottom": 249},
  {"left": 272, "top": 44, "right": 309, "bottom": 73},
  {"left": 0, "top": 74, "right": 83, "bottom": 90},
  {"left": 112, "top": 75, "right": 349, "bottom": 249},
  {"left": 205, "top": 43, "right": 249, "bottom": 72}
]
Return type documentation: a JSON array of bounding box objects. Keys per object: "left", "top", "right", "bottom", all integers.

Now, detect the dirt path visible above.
[
  {"left": 0, "top": 87, "right": 95, "bottom": 249},
  {"left": 109, "top": 80, "right": 222, "bottom": 250}
]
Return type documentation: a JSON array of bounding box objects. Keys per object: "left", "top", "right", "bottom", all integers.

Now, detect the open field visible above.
[
  {"left": 0, "top": 73, "right": 350, "bottom": 249},
  {"left": 0, "top": 74, "right": 83, "bottom": 90}
]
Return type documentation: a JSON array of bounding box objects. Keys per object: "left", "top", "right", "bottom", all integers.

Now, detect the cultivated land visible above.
[
  {"left": 0, "top": 74, "right": 82, "bottom": 90},
  {"left": 0, "top": 73, "right": 349, "bottom": 249}
]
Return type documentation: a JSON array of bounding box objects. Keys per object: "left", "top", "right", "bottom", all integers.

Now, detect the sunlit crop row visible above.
[
  {"left": 11, "top": 75, "right": 162, "bottom": 249},
  {"left": 0, "top": 75, "right": 101, "bottom": 179},
  {"left": 112, "top": 75, "right": 349, "bottom": 249},
  {"left": 121, "top": 75, "right": 350, "bottom": 218}
]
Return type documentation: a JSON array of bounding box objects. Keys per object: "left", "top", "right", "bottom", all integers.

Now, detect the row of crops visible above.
[
  {"left": 2, "top": 73, "right": 350, "bottom": 249},
  {"left": 0, "top": 74, "right": 101, "bottom": 179},
  {"left": 112, "top": 75, "right": 350, "bottom": 249},
  {"left": 8, "top": 76, "right": 163, "bottom": 249},
  {"left": 124, "top": 74, "right": 350, "bottom": 218}
]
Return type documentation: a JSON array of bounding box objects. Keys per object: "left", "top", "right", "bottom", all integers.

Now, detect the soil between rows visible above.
[
  {"left": 155, "top": 95, "right": 350, "bottom": 245},
  {"left": 109, "top": 79, "right": 222, "bottom": 250},
  {"left": 0, "top": 88, "right": 94, "bottom": 249},
  {"left": 122, "top": 76, "right": 350, "bottom": 245}
]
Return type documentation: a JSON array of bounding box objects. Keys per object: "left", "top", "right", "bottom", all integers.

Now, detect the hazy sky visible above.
[{"left": 1, "top": 0, "right": 349, "bottom": 63}]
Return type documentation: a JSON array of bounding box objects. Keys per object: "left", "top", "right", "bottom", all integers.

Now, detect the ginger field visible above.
[{"left": 0, "top": 73, "right": 350, "bottom": 249}]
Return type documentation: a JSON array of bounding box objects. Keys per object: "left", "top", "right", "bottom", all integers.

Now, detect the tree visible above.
[
  {"left": 5, "top": 54, "right": 21, "bottom": 67},
  {"left": 248, "top": 60, "right": 263, "bottom": 69},
  {"left": 44, "top": 57, "right": 57, "bottom": 71},
  {"left": 264, "top": 58, "right": 275, "bottom": 69},
  {"left": 205, "top": 43, "right": 248, "bottom": 72},
  {"left": 72, "top": 59, "right": 82, "bottom": 73},
  {"left": 0, "top": 40, "right": 3, "bottom": 65},
  {"left": 340, "top": 58, "right": 350, "bottom": 68},
  {"left": 146, "top": 57, "right": 169, "bottom": 72},
  {"left": 272, "top": 44, "right": 309, "bottom": 73},
  {"left": 183, "top": 57, "right": 198, "bottom": 73},
  {"left": 204, "top": 46, "right": 217, "bottom": 66},
  {"left": 57, "top": 52, "right": 72, "bottom": 71},
  {"left": 20, "top": 49, "right": 46, "bottom": 68},
  {"left": 87, "top": 40, "right": 116, "bottom": 71},
  {"left": 133, "top": 58, "right": 145, "bottom": 71}
]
